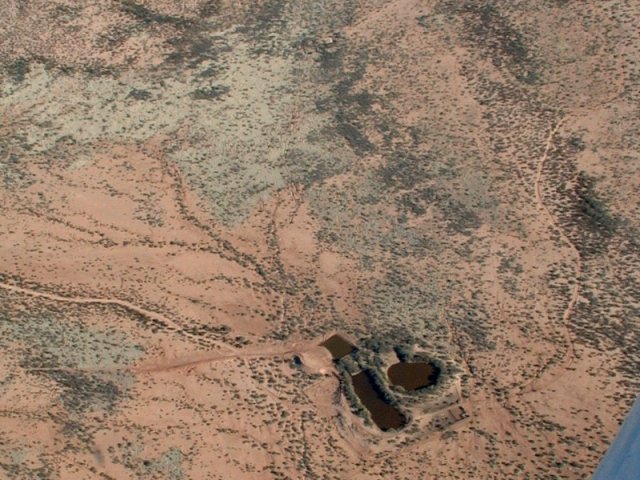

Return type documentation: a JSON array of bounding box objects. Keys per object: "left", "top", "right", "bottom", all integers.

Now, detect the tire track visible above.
[
  {"left": 519, "top": 119, "right": 581, "bottom": 394},
  {"left": 0, "top": 280, "right": 236, "bottom": 353},
  {"left": 24, "top": 348, "right": 300, "bottom": 376}
]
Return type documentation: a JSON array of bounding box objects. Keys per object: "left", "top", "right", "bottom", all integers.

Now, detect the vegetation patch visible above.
[
  {"left": 189, "top": 84, "right": 230, "bottom": 101},
  {"left": 3, "top": 58, "right": 30, "bottom": 83},
  {"left": 574, "top": 172, "right": 618, "bottom": 239},
  {"left": 119, "top": 1, "right": 192, "bottom": 28}
]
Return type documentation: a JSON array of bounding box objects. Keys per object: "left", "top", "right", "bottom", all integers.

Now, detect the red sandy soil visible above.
[{"left": 1, "top": 0, "right": 639, "bottom": 479}]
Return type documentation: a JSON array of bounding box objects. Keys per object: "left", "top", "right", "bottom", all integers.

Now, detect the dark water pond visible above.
[
  {"left": 321, "top": 334, "right": 356, "bottom": 360},
  {"left": 351, "top": 371, "right": 406, "bottom": 431},
  {"left": 387, "top": 361, "right": 440, "bottom": 391}
]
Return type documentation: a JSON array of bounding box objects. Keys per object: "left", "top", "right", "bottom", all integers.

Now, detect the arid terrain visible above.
[{"left": 1, "top": 0, "right": 639, "bottom": 478}]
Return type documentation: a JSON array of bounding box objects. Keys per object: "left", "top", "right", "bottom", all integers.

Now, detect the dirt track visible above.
[
  {"left": 0, "top": 280, "right": 237, "bottom": 352},
  {"left": 524, "top": 118, "right": 581, "bottom": 393}
]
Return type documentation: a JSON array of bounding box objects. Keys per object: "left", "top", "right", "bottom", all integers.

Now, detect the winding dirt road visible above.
[
  {"left": 0, "top": 279, "right": 309, "bottom": 375},
  {"left": 0, "top": 280, "right": 236, "bottom": 351},
  {"left": 523, "top": 118, "right": 581, "bottom": 393}
]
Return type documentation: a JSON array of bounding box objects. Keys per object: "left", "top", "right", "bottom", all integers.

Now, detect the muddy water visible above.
[
  {"left": 387, "top": 361, "right": 440, "bottom": 391},
  {"left": 351, "top": 371, "right": 406, "bottom": 431},
  {"left": 320, "top": 334, "right": 356, "bottom": 360}
]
